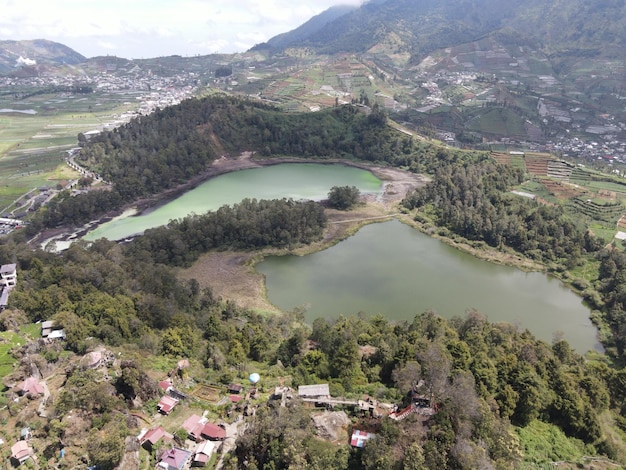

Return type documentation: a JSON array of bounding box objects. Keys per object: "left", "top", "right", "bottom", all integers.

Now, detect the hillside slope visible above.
[
  {"left": 260, "top": 0, "right": 626, "bottom": 66},
  {"left": 0, "top": 39, "right": 85, "bottom": 74}
]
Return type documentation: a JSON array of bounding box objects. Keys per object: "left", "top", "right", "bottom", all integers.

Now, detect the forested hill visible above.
[
  {"left": 258, "top": 0, "right": 626, "bottom": 65},
  {"left": 30, "top": 95, "right": 480, "bottom": 231}
]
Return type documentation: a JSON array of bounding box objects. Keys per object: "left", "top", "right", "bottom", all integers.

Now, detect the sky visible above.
[{"left": 0, "top": 0, "right": 363, "bottom": 59}]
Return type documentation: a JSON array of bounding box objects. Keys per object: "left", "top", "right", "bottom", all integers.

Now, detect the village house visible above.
[
  {"left": 17, "top": 377, "right": 45, "bottom": 397},
  {"left": 139, "top": 426, "right": 173, "bottom": 450},
  {"left": 182, "top": 414, "right": 207, "bottom": 442},
  {"left": 158, "top": 395, "right": 179, "bottom": 415},
  {"left": 192, "top": 440, "right": 216, "bottom": 467},
  {"left": 199, "top": 423, "right": 226, "bottom": 441},
  {"left": 10, "top": 440, "right": 33, "bottom": 465},
  {"left": 157, "top": 447, "right": 191, "bottom": 470},
  {"left": 158, "top": 379, "right": 173, "bottom": 393}
]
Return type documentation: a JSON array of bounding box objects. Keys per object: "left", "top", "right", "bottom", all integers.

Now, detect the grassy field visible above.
[
  {"left": 0, "top": 90, "right": 139, "bottom": 210},
  {"left": 0, "top": 323, "right": 40, "bottom": 379}
]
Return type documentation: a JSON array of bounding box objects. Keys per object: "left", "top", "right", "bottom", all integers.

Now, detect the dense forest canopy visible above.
[{"left": 26, "top": 95, "right": 482, "bottom": 232}]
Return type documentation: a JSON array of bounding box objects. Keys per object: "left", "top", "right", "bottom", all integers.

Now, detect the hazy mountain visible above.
[
  {"left": 0, "top": 39, "right": 85, "bottom": 74},
  {"left": 260, "top": 0, "right": 626, "bottom": 65},
  {"left": 252, "top": 4, "right": 358, "bottom": 51}
]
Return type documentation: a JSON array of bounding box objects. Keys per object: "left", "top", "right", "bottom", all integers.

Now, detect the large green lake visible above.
[
  {"left": 84, "top": 163, "right": 383, "bottom": 241},
  {"left": 84, "top": 162, "right": 599, "bottom": 353},
  {"left": 257, "top": 219, "right": 600, "bottom": 353}
]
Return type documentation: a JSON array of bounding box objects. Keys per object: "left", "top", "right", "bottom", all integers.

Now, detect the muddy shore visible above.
[{"left": 32, "top": 153, "right": 427, "bottom": 249}]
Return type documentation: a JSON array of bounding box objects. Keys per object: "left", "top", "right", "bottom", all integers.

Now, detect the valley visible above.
[{"left": 4, "top": 0, "right": 626, "bottom": 468}]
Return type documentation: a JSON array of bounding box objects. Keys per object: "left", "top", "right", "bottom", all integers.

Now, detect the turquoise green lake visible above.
[
  {"left": 84, "top": 163, "right": 383, "bottom": 241},
  {"left": 257, "top": 220, "right": 600, "bottom": 354},
  {"left": 84, "top": 162, "right": 599, "bottom": 352}
]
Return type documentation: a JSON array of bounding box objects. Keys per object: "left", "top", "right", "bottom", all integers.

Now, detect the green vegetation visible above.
[
  {"left": 327, "top": 185, "right": 361, "bottom": 210},
  {"left": 3, "top": 93, "right": 626, "bottom": 469}
]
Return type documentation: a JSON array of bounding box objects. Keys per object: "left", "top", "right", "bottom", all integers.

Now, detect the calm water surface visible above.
[
  {"left": 84, "top": 163, "right": 383, "bottom": 241},
  {"left": 257, "top": 220, "right": 600, "bottom": 353}
]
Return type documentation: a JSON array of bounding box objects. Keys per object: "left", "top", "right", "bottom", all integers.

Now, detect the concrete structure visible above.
[
  {"left": 298, "top": 384, "right": 330, "bottom": 398},
  {"left": 0, "top": 263, "right": 16, "bottom": 287}
]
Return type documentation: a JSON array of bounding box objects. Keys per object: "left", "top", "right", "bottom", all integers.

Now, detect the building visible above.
[
  {"left": 182, "top": 414, "right": 204, "bottom": 433},
  {"left": 11, "top": 441, "right": 33, "bottom": 465},
  {"left": 350, "top": 430, "right": 376, "bottom": 448},
  {"left": 41, "top": 320, "right": 66, "bottom": 340},
  {"left": 200, "top": 423, "right": 226, "bottom": 441},
  {"left": 0, "top": 263, "right": 16, "bottom": 311},
  {"left": 0, "top": 263, "right": 16, "bottom": 288},
  {"left": 139, "top": 426, "right": 172, "bottom": 450},
  {"left": 192, "top": 440, "right": 216, "bottom": 467},
  {"left": 297, "top": 384, "right": 330, "bottom": 398},
  {"left": 17, "top": 377, "right": 45, "bottom": 397},
  {"left": 227, "top": 383, "right": 243, "bottom": 394},
  {"left": 158, "top": 395, "right": 179, "bottom": 415},
  {"left": 158, "top": 447, "right": 191, "bottom": 470}
]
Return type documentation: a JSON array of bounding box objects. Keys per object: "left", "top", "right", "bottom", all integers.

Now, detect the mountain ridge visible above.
[{"left": 0, "top": 39, "right": 85, "bottom": 74}]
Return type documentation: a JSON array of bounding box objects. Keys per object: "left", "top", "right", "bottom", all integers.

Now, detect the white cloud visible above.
[
  {"left": 16, "top": 56, "right": 36, "bottom": 66},
  {"left": 0, "top": 0, "right": 364, "bottom": 58}
]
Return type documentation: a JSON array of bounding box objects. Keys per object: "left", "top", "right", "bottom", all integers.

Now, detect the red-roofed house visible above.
[
  {"left": 158, "top": 380, "right": 173, "bottom": 392},
  {"left": 158, "top": 447, "right": 191, "bottom": 470},
  {"left": 350, "top": 430, "right": 375, "bottom": 448},
  {"left": 17, "top": 377, "right": 45, "bottom": 397},
  {"left": 200, "top": 423, "right": 226, "bottom": 441},
  {"left": 158, "top": 395, "right": 179, "bottom": 415},
  {"left": 11, "top": 441, "right": 33, "bottom": 464},
  {"left": 182, "top": 414, "right": 204, "bottom": 433},
  {"left": 139, "top": 426, "right": 173, "bottom": 450},
  {"left": 229, "top": 394, "right": 242, "bottom": 403}
]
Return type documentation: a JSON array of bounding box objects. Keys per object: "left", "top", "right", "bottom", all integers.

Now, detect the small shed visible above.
[
  {"left": 350, "top": 430, "right": 375, "bottom": 448},
  {"left": 227, "top": 383, "right": 243, "bottom": 394}
]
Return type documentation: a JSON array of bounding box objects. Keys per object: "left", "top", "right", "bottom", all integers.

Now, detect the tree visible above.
[{"left": 327, "top": 185, "right": 360, "bottom": 210}]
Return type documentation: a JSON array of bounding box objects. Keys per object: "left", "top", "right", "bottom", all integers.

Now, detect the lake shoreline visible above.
[{"left": 32, "top": 153, "right": 426, "bottom": 248}]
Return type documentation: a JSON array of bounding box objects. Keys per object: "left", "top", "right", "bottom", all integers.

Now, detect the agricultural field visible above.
[{"left": 0, "top": 90, "right": 139, "bottom": 212}]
